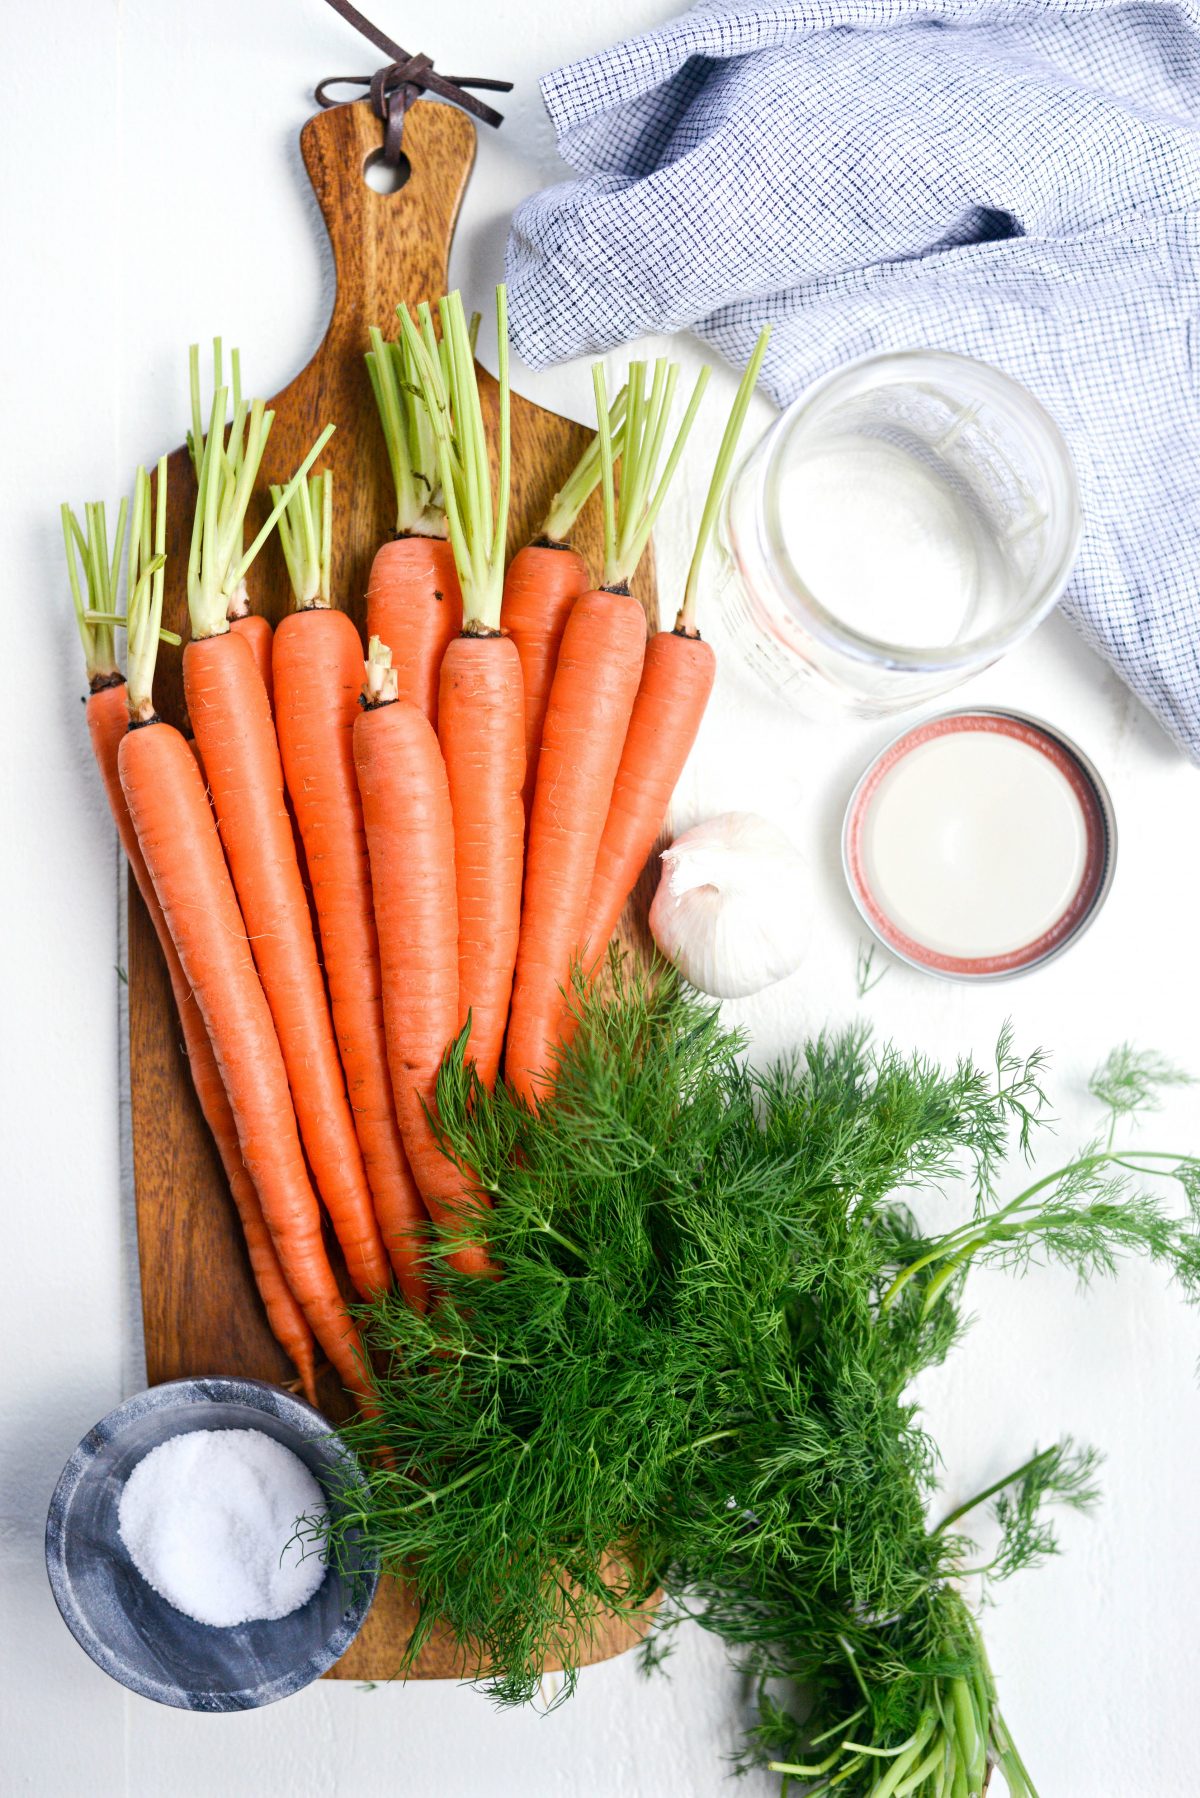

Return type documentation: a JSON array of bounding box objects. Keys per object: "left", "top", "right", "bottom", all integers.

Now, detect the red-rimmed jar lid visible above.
[{"left": 842, "top": 709, "right": 1116, "bottom": 981}]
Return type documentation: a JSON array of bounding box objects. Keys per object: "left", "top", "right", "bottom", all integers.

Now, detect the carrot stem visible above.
[
  {"left": 622, "top": 362, "right": 671, "bottom": 545},
  {"left": 62, "top": 497, "right": 127, "bottom": 681},
  {"left": 364, "top": 633, "right": 399, "bottom": 705},
  {"left": 541, "top": 387, "right": 628, "bottom": 543},
  {"left": 593, "top": 357, "right": 710, "bottom": 587},
  {"left": 678, "top": 328, "right": 771, "bottom": 633},
  {"left": 398, "top": 288, "right": 510, "bottom": 632},
  {"left": 185, "top": 342, "right": 334, "bottom": 639},
  {"left": 188, "top": 339, "right": 208, "bottom": 475},
  {"left": 237, "top": 430, "right": 334, "bottom": 588},
  {"left": 124, "top": 458, "right": 169, "bottom": 721},
  {"left": 366, "top": 323, "right": 445, "bottom": 538},
  {"left": 64, "top": 479, "right": 178, "bottom": 692},
  {"left": 593, "top": 366, "right": 619, "bottom": 581},
  {"left": 320, "top": 470, "right": 332, "bottom": 604},
  {"left": 273, "top": 471, "right": 333, "bottom": 609},
  {"left": 630, "top": 368, "right": 710, "bottom": 573},
  {"left": 491, "top": 288, "right": 511, "bottom": 584}
]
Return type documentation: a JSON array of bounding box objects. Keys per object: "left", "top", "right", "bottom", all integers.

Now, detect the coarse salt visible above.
[{"left": 117, "top": 1427, "right": 328, "bottom": 1628}]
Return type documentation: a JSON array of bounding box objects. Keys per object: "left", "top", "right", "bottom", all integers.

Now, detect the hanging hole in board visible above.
[{"left": 363, "top": 150, "right": 411, "bottom": 195}]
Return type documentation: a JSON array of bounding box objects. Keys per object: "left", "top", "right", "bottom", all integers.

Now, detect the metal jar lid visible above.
[{"left": 842, "top": 708, "right": 1116, "bottom": 982}]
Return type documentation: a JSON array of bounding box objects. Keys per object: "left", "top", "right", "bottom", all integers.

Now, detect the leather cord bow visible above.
[{"left": 316, "top": 0, "right": 512, "bottom": 167}]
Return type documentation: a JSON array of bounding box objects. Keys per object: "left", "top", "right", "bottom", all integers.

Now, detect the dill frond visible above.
[{"left": 314, "top": 970, "right": 1197, "bottom": 1796}]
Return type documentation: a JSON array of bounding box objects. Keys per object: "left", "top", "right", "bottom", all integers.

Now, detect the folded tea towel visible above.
[{"left": 505, "top": 0, "right": 1200, "bottom": 757}]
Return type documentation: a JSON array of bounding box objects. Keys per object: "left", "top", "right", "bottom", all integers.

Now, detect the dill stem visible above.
[
  {"left": 881, "top": 1147, "right": 1194, "bottom": 1310},
  {"left": 767, "top": 1750, "right": 842, "bottom": 1778},
  {"left": 665, "top": 1427, "right": 738, "bottom": 1460},
  {"left": 390, "top": 1463, "right": 486, "bottom": 1515},
  {"left": 837, "top": 1632, "right": 873, "bottom": 1708},
  {"left": 996, "top": 1147, "right": 1189, "bottom": 1215},
  {"left": 807, "top": 1707, "right": 867, "bottom": 1749},
  {"left": 844, "top": 1720, "right": 931, "bottom": 1758},
  {"left": 534, "top": 1218, "right": 587, "bottom": 1260},
  {"left": 934, "top": 1445, "right": 1058, "bottom": 1535}
]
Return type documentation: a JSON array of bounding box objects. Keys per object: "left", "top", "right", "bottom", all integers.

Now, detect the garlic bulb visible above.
[{"left": 649, "top": 813, "right": 809, "bottom": 999}]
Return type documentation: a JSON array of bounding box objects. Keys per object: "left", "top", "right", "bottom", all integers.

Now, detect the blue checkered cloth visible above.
[{"left": 505, "top": 0, "right": 1200, "bottom": 757}]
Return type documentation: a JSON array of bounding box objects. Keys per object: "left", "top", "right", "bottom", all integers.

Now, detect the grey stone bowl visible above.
[{"left": 45, "top": 1377, "right": 379, "bottom": 1710}]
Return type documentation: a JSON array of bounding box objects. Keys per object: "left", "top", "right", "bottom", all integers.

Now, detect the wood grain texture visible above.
[{"left": 128, "top": 97, "right": 659, "bottom": 1681}]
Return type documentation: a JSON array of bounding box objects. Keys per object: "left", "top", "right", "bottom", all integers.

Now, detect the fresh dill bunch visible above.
[{"left": 319, "top": 970, "right": 1199, "bottom": 1795}]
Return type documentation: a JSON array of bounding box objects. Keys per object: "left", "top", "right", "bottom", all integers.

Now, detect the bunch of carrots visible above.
[{"left": 65, "top": 291, "right": 768, "bottom": 1408}]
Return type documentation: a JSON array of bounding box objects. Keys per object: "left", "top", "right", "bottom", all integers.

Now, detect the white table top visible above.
[{"left": 5, "top": 2, "right": 1198, "bottom": 1792}]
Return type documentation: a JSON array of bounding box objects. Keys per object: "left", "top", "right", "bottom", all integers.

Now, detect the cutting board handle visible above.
[{"left": 298, "top": 98, "right": 476, "bottom": 331}]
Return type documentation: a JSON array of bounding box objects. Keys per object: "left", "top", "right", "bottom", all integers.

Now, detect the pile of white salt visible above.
[{"left": 117, "top": 1428, "right": 328, "bottom": 1627}]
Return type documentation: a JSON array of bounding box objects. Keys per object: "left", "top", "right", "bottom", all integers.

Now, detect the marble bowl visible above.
[{"left": 45, "top": 1377, "right": 379, "bottom": 1710}]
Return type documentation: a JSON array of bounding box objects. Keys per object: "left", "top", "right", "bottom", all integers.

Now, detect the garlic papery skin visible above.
[{"left": 648, "top": 813, "right": 809, "bottom": 1000}]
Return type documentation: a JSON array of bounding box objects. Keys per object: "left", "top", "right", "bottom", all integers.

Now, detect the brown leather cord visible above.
[{"left": 316, "top": 0, "right": 512, "bottom": 166}]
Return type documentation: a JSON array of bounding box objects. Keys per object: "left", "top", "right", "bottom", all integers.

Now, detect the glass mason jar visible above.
[{"left": 720, "top": 350, "right": 1082, "bottom": 716}]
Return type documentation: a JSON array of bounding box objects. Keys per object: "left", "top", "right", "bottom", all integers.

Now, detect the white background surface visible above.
[{"left": 4, "top": 2, "right": 1199, "bottom": 1793}]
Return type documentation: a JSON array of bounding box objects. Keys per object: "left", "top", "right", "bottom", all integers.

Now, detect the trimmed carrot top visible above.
[
  {"left": 185, "top": 340, "right": 334, "bottom": 640},
  {"left": 272, "top": 471, "right": 333, "bottom": 610},
  {"left": 397, "top": 288, "right": 511, "bottom": 634},
  {"left": 363, "top": 633, "right": 399, "bottom": 706},
  {"left": 366, "top": 318, "right": 446, "bottom": 540},
  {"left": 62, "top": 495, "right": 127, "bottom": 687},
  {"left": 123, "top": 460, "right": 170, "bottom": 721},
  {"left": 539, "top": 387, "right": 629, "bottom": 546},
  {"left": 593, "top": 357, "right": 710, "bottom": 589},
  {"left": 62, "top": 468, "right": 179, "bottom": 702},
  {"left": 677, "top": 327, "right": 771, "bottom": 635}
]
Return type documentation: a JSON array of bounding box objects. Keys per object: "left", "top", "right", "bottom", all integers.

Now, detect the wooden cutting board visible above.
[{"left": 128, "top": 96, "right": 661, "bottom": 1681}]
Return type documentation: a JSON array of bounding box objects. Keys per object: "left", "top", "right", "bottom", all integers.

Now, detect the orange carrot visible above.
[
  {"left": 354, "top": 641, "right": 492, "bottom": 1276},
  {"left": 366, "top": 537, "right": 462, "bottom": 727},
  {"left": 505, "top": 356, "right": 710, "bottom": 1105},
  {"left": 228, "top": 608, "right": 316, "bottom": 915},
  {"left": 398, "top": 288, "right": 524, "bottom": 1092},
  {"left": 120, "top": 717, "right": 369, "bottom": 1404},
  {"left": 502, "top": 392, "right": 626, "bottom": 822},
  {"left": 63, "top": 482, "right": 318, "bottom": 1400},
  {"left": 503, "top": 542, "right": 587, "bottom": 823},
  {"left": 231, "top": 612, "right": 275, "bottom": 711},
  {"left": 364, "top": 319, "right": 462, "bottom": 728},
  {"left": 272, "top": 471, "right": 428, "bottom": 1308},
  {"left": 97, "top": 682, "right": 320, "bottom": 1402},
  {"left": 185, "top": 631, "right": 390, "bottom": 1298},
  {"left": 580, "top": 329, "right": 770, "bottom": 977},
  {"left": 116, "top": 444, "right": 368, "bottom": 1403},
  {"left": 579, "top": 630, "right": 716, "bottom": 965},
  {"left": 184, "top": 367, "right": 390, "bottom": 1300},
  {"left": 438, "top": 637, "right": 525, "bottom": 1088},
  {"left": 505, "top": 587, "right": 647, "bottom": 1104}
]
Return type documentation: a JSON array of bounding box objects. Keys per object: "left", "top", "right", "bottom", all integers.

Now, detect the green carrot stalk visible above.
[
  {"left": 677, "top": 327, "right": 770, "bottom": 633},
  {"left": 124, "top": 459, "right": 170, "bottom": 722},
  {"left": 593, "top": 356, "right": 710, "bottom": 588},
  {"left": 62, "top": 475, "right": 180, "bottom": 698},
  {"left": 271, "top": 471, "right": 333, "bottom": 610},
  {"left": 397, "top": 286, "right": 511, "bottom": 631},
  {"left": 539, "top": 386, "right": 628, "bottom": 545},
  {"left": 366, "top": 321, "right": 445, "bottom": 539},
  {"left": 62, "top": 496, "right": 126, "bottom": 686},
  {"left": 185, "top": 343, "right": 334, "bottom": 641}
]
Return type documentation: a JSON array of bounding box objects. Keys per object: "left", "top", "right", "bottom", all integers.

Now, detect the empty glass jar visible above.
[{"left": 720, "top": 350, "right": 1082, "bottom": 716}]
